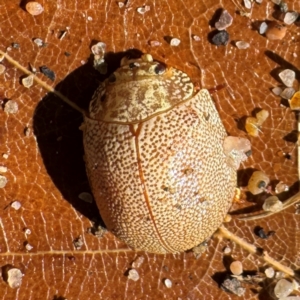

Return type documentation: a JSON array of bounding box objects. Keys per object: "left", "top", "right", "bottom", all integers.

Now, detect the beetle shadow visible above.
[{"left": 33, "top": 48, "right": 143, "bottom": 223}]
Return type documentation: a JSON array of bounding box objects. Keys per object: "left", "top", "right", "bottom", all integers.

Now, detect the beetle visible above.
[
  {"left": 1, "top": 49, "right": 298, "bottom": 276},
  {"left": 82, "top": 53, "right": 237, "bottom": 253}
]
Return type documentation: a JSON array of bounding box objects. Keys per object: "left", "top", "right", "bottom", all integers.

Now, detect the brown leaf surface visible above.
[{"left": 0, "top": 0, "right": 300, "bottom": 299}]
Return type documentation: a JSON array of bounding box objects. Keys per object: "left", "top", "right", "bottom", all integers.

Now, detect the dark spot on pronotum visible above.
[{"left": 154, "top": 63, "right": 166, "bottom": 75}]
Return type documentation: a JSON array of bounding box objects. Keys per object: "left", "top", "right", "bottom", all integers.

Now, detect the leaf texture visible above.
[{"left": 0, "top": 0, "right": 300, "bottom": 299}]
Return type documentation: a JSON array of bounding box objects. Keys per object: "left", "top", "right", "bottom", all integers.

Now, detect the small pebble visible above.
[
  {"left": 279, "top": 69, "right": 295, "bottom": 87},
  {"left": 0, "top": 175, "right": 8, "bottom": 188},
  {"left": 0, "top": 64, "right": 6, "bottom": 74},
  {"left": 40, "top": 66, "right": 55, "bottom": 81},
  {"left": 192, "top": 241, "right": 208, "bottom": 259},
  {"left": 11, "top": 201, "right": 21, "bottom": 210},
  {"left": 131, "top": 256, "right": 145, "bottom": 268},
  {"left": 259, "top": 22, "right": 268, "bottom": 35},
  {"left": 265, "top": 267, "right": 275, "bottom": 278},
  {"left": 247, "top": 171, "right": 270, "bottom": 195},
  {"left": 25, "top": 2, "right": 44, "bottom": 16},
  {"left": 33, "top": 38, "right": 44, "bottom": 47},
  {"left": 274, "top": 279, "right": 293, "bottom": 298},
  {"left": 128, "top": 269, "right": 140, "bottom": 281},
  {"left": 169, "top": 38, "right": 181, "bottom": 46},
  {"left": 230, "top": 261, "right": 243, "bottom": 276},
  {"left": 118, "top": 2, "right": 124, "bottom": 8},
  {"left": 12, "top": 43, "right": 20, "bottom": 49},
  {"left": 281, "top": 87, "right": 295, "bottom": 100},
  {"left": 221, "top": 277, "right": 245, "bottom": 296},
  {"left": 78, "top": 192, "right": 93, "bottom": 203},
  {"left": 272, "top": 87, "right": 282, "bottom": 96},
  {"left": 244, "top": 0, "right": 252, "bottom": 9},
  {"left": 235, "top": 41, "right": 250, "bottom": 49},
  {"left": 256, "top": 109, "right": 269, "bottom": 124},
  {"left": 73, "top": 236, "right": 84, "bottom": 250},
  {"left": 2, "top": 153, "right": 8, "bottom": 159},
  {"left": 211, "top": 30, "right": 229, "bottom": 45},
  {"left": 0, "top": 166, "right": 7, "bottom": 173},
  {"left": 136, "top": 5, "right": 150, "bottom": 14},
  {"left": 289, "top": 91, "right": 300, "bottom": 110},
  {"left": 275, "top": 181, "right": 289, "bottom": 193},
  {"left": 24, "top": 228, "right": 31, "bottom": 235},
  {"left": 223, "top": 246, "right": 231, "bottom": 254},
  {"left": 271, "top": 0, "right": 281, "bottom": 4},
  {"left": 262, "top": 196, "right": 283, "bottom": 212},
  {"left": 24, "top": 127, "right": 31, "bottom": 137},
  {"left": 223, "top": 136, "right": 251, "bottom": 170},
  {"left": 4, "top": 100, "right": 18, "bottom": 114},
  {"left": 284, "top": 12, "right": 299, "bottom": 25},
  {"left": 279, "top": 1, "right": 288, "bottom": 13},
  {"left": 91, "top": 42, "right": 106, "bottom": 56},
  {"left": 215, "top": 10, "right": 233, "bottom": 30},
  {"left": 6, "top": 268, "right": 23, "bottom": 288},
  {"left": 22, "top": 75, "right": 34, "bottom": 88},
  {"left": 164, "top": 278, "right": 172, "bottom": 288},
  {"left": 265, "top": 21, "right": 287, "bottom": 40},
  {"left": 192, "top": 35, "right": 201, "bottom": 41},
  {"left": 148, "top": 40, "right": 162, "bottom": 47},
  {"left": 25, "top": 243, "right": 33, "bottom": 251}
]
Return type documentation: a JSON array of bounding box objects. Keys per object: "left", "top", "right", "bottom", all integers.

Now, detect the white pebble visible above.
[
  {"left": 274, "top": 279, "right": 293, "bottom": 298},
  {"left": 137, "top": 5, "right": 150, "bottom": 14},
  {"left": 235, "top": 41, "right": 250, "bottom": 49},
  {"left": 0, "top": 175, "right": 8, "bottom": 188},
  {"left": 284, "top": 12, "right": 299, "bottom": 25},
  {"left": 215, "top": 10, "right": 233, "bottom": 30},
  {"left": 128, "top": 269, "right": 139, "bottom": 281},
  {"left": 272, "top": 87, "right": 282, "bottom": 96},
  {"left": 259, "top": 22, "right": 268, "bottom": 35},
  {"left": 11, "top": 201, "right": 21, "bottom": 210},
  {"left": 33, "top": 38, "right": 44, "bottom": 47},
  {"left": 223, "top": 246, "right": 231, "bottom": 254},
  {"left": 264, "top": 267, "right": 275, "bottom": 278},
  {"left": 164, "top": 278, "right": 172, "bottom": 288},
  {"left": 279, "top": 69, "right": 295, "bottom": 87},
  {"left": 170, "top": 38, "right": 181, "bottom": 46},
  {"left": 24, "top": 228, "right": 31, "bottom": 235},
  {"left": 6, "top": 268, "right": 23, "bottom": 288},
  {"left": 25, "top": 243, "right": 33, "bottom": 251},
  {"left": 244, "top": 0, "right": 252, "bottom": 9},
  {"left": 262, "top": 196, "right": 283, "bottom": 212},
  {"left": 280, "top": 87, "right": 295, "bottom": 100},
  {"left": 22, "top": 75, "right": 34, "bottom": 88},
  {"left": 0, "top": 165, "right": 7, "bottom": 173},
  {"left": 4, "top": 100, "right": 18, "bottom": 114},
  {"left": 131, "top": 256, "right": 145, "bottom": 268},
  {"left": 2, "top": 153, "right": 8, "bottom": 159}
]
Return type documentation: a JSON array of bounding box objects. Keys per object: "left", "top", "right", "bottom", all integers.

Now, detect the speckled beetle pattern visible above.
[{"left": 82, "top": 54, "right": 237, "bottom": 253}]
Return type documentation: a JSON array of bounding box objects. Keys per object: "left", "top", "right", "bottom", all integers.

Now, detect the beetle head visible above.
[{"left": 89, "top": 53, "right": 195, "bottom": 123}]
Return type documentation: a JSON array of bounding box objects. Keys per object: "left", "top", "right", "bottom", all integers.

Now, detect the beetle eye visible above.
[
  {"left": 154, "top": 63, "right": 166, "bottom": 75},
  {"left": 108, "top": 73, "right": 116, "bottom": 83}
]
